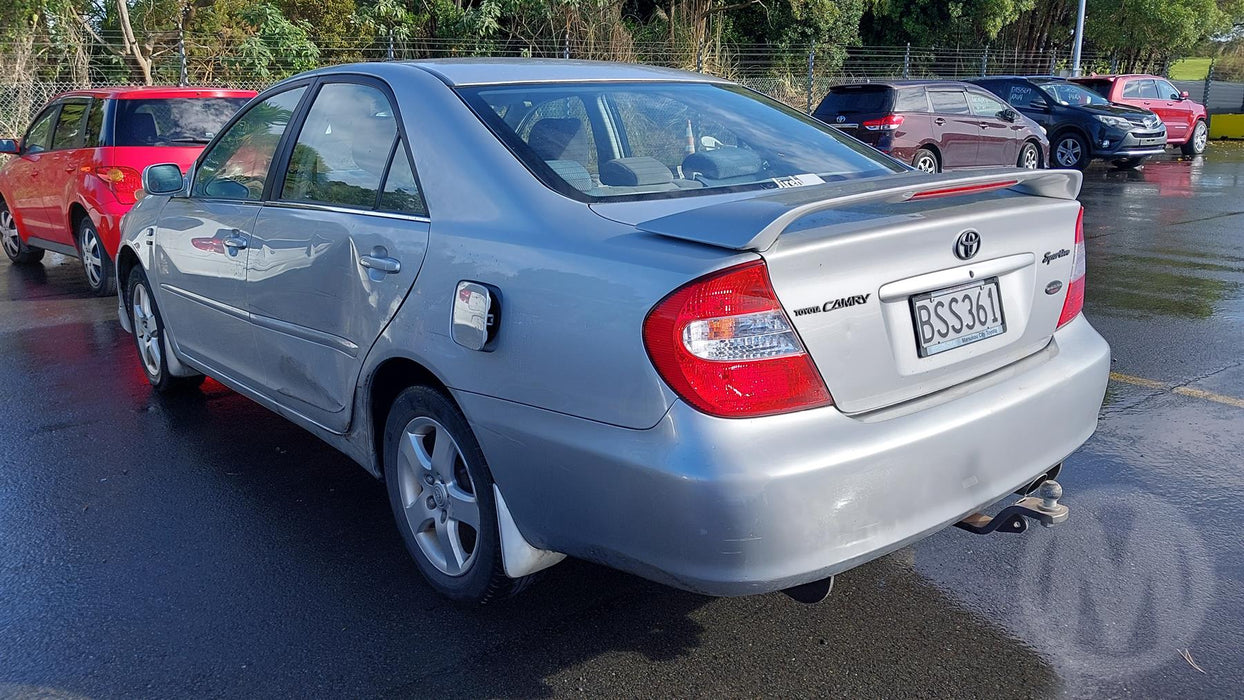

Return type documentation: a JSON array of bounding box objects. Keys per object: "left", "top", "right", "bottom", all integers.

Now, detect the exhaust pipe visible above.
[{"left": 782, "top": 575, "right": 835, "bottom": 604}]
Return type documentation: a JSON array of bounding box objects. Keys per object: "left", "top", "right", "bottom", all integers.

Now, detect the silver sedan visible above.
[{"left": 117, "top": 60, "right": 1110, "bottom": 603}]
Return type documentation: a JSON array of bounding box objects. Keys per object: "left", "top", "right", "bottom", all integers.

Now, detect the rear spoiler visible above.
[{"left": 636, "top": 168, "right": 1082, "bottom": 252}]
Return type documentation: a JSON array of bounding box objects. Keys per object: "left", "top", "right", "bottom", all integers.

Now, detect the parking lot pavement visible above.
[{"left": 2, "top": 147, "right": 1243, "bottom": 699}]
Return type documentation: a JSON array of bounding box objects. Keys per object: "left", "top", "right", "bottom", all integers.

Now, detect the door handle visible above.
[
  {"left": 222, "top": 233, "right": 248, "bottom": 250},
  {"left": 934, "top": 117, "right": 946, "bottom": 126},
  {"left": 360, "top": 254, "right": 401, "bottom": 274}
]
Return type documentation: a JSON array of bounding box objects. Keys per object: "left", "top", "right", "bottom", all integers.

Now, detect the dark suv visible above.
[
  {"left": 970, "top": 76, "right": 1166, "bottom": 169},
  {"left": 812, "top": 80, "right": 1048, "bottom": 172}
]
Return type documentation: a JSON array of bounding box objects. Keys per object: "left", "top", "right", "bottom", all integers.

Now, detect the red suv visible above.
[
  {"left": 1070, "top": 75, "right": 1208, "bottom": 155},
  {"left": 0, "top": 87, "right": 255, "bottom": 295}
]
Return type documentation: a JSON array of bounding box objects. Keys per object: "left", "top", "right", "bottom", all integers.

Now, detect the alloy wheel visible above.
[
  {"left": 131, "top": 283, "right": 162, "bottom": 377},
  {"left": 1021, "top": 145, "right": 1040, "bottom": 169},
  {"left": 82, "top": 227, "right": 103, "bottom": 288},
  {"left": 914, "top": 154, "right": 938, "bottom": 173},
  {"left": 1056, "top": 138, "right": 1082, "bottom": 168},
  {"left": 1, "top": 208, "right": 20, "bottom": 258},
  {"left": 1194, "top": 123, "right": 1208, "bottom": 153},
  {"left": 395, "top": 416, "right": 481, "bottom": 577}
]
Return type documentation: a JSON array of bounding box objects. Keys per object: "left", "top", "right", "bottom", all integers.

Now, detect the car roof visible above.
[
  {"left": 387, "top": 58, "right": 727, "bottom": 87},
  {"left": 972, "top": 75, "right": 1066, "bottom": 83},
  {"left": 54, "top": 86, "right": 257, "bottom": 100},
  {"left": 828, "top": 79, "right": 983, "bottom": 89},
  {"left": 1070, "top": 74, "right": 1162, "bottom": 81}
]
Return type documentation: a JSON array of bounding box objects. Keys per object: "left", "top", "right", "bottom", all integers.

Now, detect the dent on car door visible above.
[
  {"left": 247, "top": 80, "right": 429, "bottom": 433},
  {"left": 153, "top": 85, "right": 308, "bottom": 385}
]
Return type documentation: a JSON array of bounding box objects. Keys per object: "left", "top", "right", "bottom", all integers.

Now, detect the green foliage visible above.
[
  {"left": 862, "top": 0, "right": 1035, "bottom": 46},
  {"left": 229, "top": 3, "right": 322, "bottom": 80},
  {"left": 1085, "top": 0, "right": 1225, "bottom": 63}
]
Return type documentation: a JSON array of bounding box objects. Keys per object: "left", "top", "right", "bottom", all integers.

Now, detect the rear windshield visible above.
[
  {"left": 459, "top": 82, "right": 901, "bottom": 202},
  {"left": 816, "top": 86, "right": 894, "bottom": 115},
  {"left": 114, "top": 97, "right": 251, "bottom": 146},
  {"left": 1074, "top": 79, "right": 1113, "bottom": 99}
]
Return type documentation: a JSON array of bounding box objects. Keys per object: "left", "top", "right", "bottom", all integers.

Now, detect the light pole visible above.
[{"left": 1070, "top": 0, "right": 1087, "bottom": 76}]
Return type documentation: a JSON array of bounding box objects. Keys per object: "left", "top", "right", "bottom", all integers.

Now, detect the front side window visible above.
[
  {"left": 929, "top": 90, "right": 970, "bottom": 115},
  {"left": 967, "top": 92, "right": 1008, "bottom": 118},
  {"left": 1156, "top": 79, "right": 1182, "bottom": 100},
  {"left": 193, "top": 87, "right": 306, "bottom": 201},
  {"left": 115, "top": 97, "right": 251, "bottom": 147},
  {"left": 51, "top": 100, "right": 89, "bottom": 150},
  {"left": 280, "top": 82, "right": 397, "bottom": 209},
  {"left": 460, "top": 82, "right": 900, "bottom": 201},
  {"left": 23, "top": 106, "right": 58, "bottom": 154}
]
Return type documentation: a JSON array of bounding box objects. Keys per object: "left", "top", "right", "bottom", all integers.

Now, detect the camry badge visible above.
[
  {"left": 954, "top": 230, "right": 981, "bottom": 261},
  {"left": 1045, "top": 280, "right": 1064, "bottom": 295}
]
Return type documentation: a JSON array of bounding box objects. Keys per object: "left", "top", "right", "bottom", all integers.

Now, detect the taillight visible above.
[
  {"left": 642, "top": 261, "right": 832, "bottom": 418},
  {"left": 1057, "top": 207, "right": 1086, "bottom": 328},
  {"left": 95, "top": 166, "right": 142, "bottom": 205},
  {"left": 863, "top": 114, "right": 904, "bottom": 131}
]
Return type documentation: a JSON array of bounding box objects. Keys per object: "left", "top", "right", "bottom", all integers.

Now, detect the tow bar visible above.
[{"left": 954, "top": 480, "right": 1069, "bottom": 535}]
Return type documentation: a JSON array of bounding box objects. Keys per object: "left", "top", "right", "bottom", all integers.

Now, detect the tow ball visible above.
[{"left": 954, "top": 480, "right": 1069, "bottom": 535}]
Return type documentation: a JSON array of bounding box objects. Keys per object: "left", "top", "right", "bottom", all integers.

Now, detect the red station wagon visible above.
[
  {"left": 1071, "top": 74, "right": 1208, "bottom": 156},
  {"left": 0, "top": 87, "right": 256, "bottom": 295}
]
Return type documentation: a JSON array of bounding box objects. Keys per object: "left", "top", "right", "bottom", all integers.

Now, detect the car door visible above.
[
  {"left": 928, "top": 89, "right": 978, "bottom": 168},
  {"left": 40, "top": 98, "right": 91, "bottom": 245},
  {"left": 247, "top": 79, "right": 429, "bottom": 433},
  {"left": 153, "top": 85, "right": 308, "bottom": 385},
  {"left": 966, "top": 91, "right": 1016, "bottom": 167},
  {"left": 4, "top": 104, "right": 60, "bottom": 242},
  {"left": 1154, "top": 78, "right": 1192, "bottom": 141}
]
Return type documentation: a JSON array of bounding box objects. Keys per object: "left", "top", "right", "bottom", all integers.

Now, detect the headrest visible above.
[
  {"left": 599, "top": 157, "right": 673, "bottom": 187},
  {"left": 126, "top": 113, "right": 158, "bottom": 145},
  {"left": 528, "top": 118, "right": 584, "bottom": 161},
  {"left": 545, "top": 159, "right": 593, "bottom": 192},
  {"left": 682, "top": 148, "right": 763, "bottom": 181}
]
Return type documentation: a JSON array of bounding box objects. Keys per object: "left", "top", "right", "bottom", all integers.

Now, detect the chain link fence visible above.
[{"left": 2, "top": 40, "right": 1105, "bottom": 138}]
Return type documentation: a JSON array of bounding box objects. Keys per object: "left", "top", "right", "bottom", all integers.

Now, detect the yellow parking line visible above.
[{"left": 1110, "top": 372, "right": 1244, "bottom": 409}]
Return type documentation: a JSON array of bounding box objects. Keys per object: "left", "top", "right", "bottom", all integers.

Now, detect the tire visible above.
[
  {"left": 383, "top": 385, "right": 533, "bottom": 603},
  {"left": 1181, "top": 120, "right": 1208, "bottom": 156},
  {"left": 1, "top": 201, "right": 46, "bottom": 265},
  {"left": 1111, "top": 157, "right": 1148, "bottom": 170},
  {"left": 1017, "top": 141, "right": 1041, "bottom": 169},
  {"left": 126, "top": 268, "right": 204, "bottom": 392},
  {"left": 77, "top": 217, "right": 116, "bottom": 296},
  {"left": 911, "top": 148, "right": 940, "bottom": 173},
  {"left": 1052, "top": 132, "right": 1090, "bottom": 170}
]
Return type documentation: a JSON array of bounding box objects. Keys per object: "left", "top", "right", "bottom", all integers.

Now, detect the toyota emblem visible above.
[
  {"left": 954, "top": 230, "right": 981, "bottom": 260},
  {"left": 836, "top": 115, "right": 846, "bottom": 123}
]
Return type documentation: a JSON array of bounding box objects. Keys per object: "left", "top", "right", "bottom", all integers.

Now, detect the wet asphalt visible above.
[{"left": 2, "top": 146, "right": 1243, "bottom": 699}]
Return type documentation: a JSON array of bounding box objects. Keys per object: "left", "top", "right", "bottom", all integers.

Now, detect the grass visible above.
[{"left": 1169, "top": 57, "right": 1213, "bottom": 80}]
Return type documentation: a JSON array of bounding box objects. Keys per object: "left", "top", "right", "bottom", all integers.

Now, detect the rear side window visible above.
[
  {"left": 281, "top": 82, "right": 398, "bottom": 210},
  {"left": 23, "top": 107, "right": 57, "bottom": 154},
  {"left": 51, "top": 100, "right": 88, "bottom": 150},
  {"left": 84, "top": 99, "right": 106, "bottom": 148},
  {"left": 115, "top": 97, "right": 250, "bottom": 147},
  {"left": 929, "top": 90, "right": 970, "bottom": 115},
  {"left": 379, "top": 143, "right": 427, "bottom": 216},
  {"left": 894, "top": 88, "right": 929, "bottom": 112},
  {"left": 193, "top": 87, "right": 306, "bottom": 201},
  {"left": 817, "top": 86, "right": 894, "bottom": 115},
  {"left": 1123, "top": 79, "right": 1160, "bottom": 99}
]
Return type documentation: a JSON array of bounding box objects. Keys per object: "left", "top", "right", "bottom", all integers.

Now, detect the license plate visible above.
[
  {"left": 831, "top": 123, "right": 859, "bottom": 130},
  {"left": 910, "top": 277, "right": 1006, "bottom": 357},
  {"left": 1137, "top": 137, "right": 1163, "bottom": 146}
]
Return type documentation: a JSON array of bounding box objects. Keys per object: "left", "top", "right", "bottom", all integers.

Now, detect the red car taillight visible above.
[
  {"left": 862, "top": 114, "right": 904, "bottom": 131},
  {"left": 1057, "top": 207, "right": 1086, "bottom": 328},
  {"left": 642, "top": 261, "right": 832, "bottom": 418},
  {"left": 95, "top": 166, "right": 143, "bottom": 205}
]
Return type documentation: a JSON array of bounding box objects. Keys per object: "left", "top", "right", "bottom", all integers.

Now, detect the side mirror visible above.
[
  {"left": 1000, "top": 109, "right": 1018, "bottom": 122},
  {"left": 142, "top": 163, "right": 185, "bottom": 196},
  {"left": 1179, "top": 91, "right": 1189, "bottom": 101},
  {"left": 0, "top": 139, "right": 18, "bottom": 155}
]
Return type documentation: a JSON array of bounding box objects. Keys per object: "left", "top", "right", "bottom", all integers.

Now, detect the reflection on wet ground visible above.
[{"left": 2, "top": 147, "right": 1244, "bottom": 698}]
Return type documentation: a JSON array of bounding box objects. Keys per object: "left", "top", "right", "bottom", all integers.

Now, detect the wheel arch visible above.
[
  {"left": 366, "top": 355, "right": 455, "bottom": 479},
  {"left": 68, "top": 202, "right": 91, "bottom": 251},
  {"left": 1021, "top": 138, "right": 1045, "bottom": 167},
  {"left": 115, "top": 244, "right": 142, "bottom": 305},
  {"left": 915, "top": 142, "right": 942, "bottom": 164}
]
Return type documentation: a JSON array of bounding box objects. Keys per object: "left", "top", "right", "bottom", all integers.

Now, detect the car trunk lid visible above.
[{"left": 633, "top": 170, "right": 1084, "bottom": 413}]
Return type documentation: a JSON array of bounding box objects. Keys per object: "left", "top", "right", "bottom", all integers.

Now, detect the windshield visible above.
[
  {"left": 458, "top": 82, "right": 902, "bottom": 202},
  {"left": 114, "top": 97, "right": 252, "bottom": 147},
  {"left": 1039, "top": 82, "right": 1111, "bottom": 107}
]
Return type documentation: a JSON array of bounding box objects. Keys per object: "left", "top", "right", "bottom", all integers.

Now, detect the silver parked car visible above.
[{"left": 117, "top": 60, "right": 1110, "bottom": 603}]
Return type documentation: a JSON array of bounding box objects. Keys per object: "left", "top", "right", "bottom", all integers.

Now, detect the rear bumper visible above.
[{"left": 459, "top": 315, "right": 1110, "bottom": 596}]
